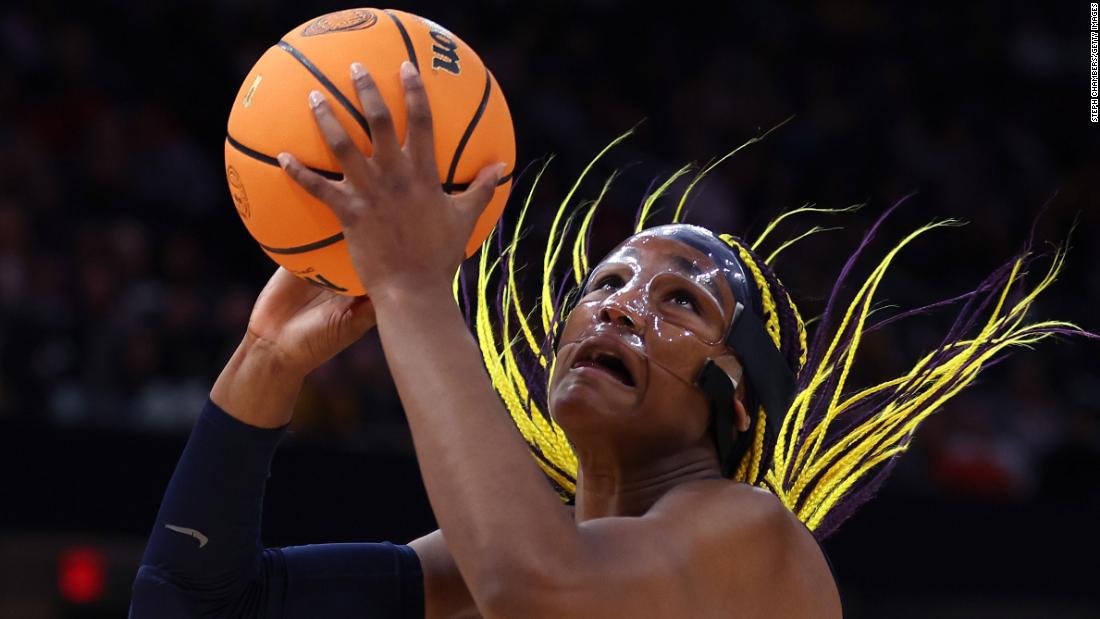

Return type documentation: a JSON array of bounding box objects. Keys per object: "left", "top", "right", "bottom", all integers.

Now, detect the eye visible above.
[
  {"left": 591, "top": 274, "right": 624, "bottom": 292},
  {"left": 668, "top": 289, "right": 700, "bottom": 313}
]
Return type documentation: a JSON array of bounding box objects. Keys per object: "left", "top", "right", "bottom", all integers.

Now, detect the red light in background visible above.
[{"left": 58, "top": 546, "right": 106, "bottom": 604}]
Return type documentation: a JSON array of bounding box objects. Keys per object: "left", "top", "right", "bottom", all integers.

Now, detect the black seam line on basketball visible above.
[
  {"left": 259, "top": 232, "right": 345, "bottom": 255},
  {"left": 227, "top": 134, "right": 510, "bottom": 191},
  {"left": 446, "top": 69, "right": 493, "bottom": 186},
  {"left": 384, "top": 10, "right": 419, "bottom": 71},
  {"left": 225, "top": 135, "right": 342, "bottom": 181},
  {"left": 275, "top": 41, "right": 373, "bottom": 142},
  {"left": 442, "top": 171, "right": 514, "bottom": 193}
]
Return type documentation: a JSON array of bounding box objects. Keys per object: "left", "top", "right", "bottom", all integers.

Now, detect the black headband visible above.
[
  {"left": 699, "top": 303, "right": 796, "bottom": 476},
  {"left": 668, "top": 230, "right": 796, "bottom": 476}
]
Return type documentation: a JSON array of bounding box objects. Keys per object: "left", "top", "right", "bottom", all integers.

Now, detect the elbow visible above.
[
  {"left": 130, "top": 565, "right": 189, "bottom": 618},
  {"left": 130, "top": 562, "right": 264, "bottom": 619}
]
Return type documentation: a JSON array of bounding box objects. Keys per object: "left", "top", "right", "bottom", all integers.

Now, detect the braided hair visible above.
[{"left": 454, "top": 130, "right": 1096, "bottom": 540}]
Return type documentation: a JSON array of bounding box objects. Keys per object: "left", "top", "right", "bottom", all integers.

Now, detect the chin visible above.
[{"left": 548, "top": 373, "right": 638, "bottom": 435}]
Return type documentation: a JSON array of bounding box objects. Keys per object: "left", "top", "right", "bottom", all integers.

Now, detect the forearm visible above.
[
  {"left": 133, "top": 395, "right": 428, "bottom": 619},
  {"left": 133, "top": 397, "right": 288, "bottom": 617},
  {"left": 134, "top": 341, "right": 298, "bottom": 616},
  {"left": 372, "top": 282, "right": 577, "bottom": 596},
  {"left": 211, "top": 333, "right": 305, "bottom": 428}
]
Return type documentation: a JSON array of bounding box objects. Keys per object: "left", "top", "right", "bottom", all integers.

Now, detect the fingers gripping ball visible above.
[{"left": 225, "top": 8, "right": 516, "bottom": 296}]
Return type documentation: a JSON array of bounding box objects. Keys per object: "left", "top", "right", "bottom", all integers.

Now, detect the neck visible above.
[{"left": 572, "top": 445, "right": 721, "bottom": 522}]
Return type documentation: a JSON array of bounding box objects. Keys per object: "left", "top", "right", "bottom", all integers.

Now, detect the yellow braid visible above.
[
  {"left": 721, "top": 236, "right": 782, "bottom": 348},
  {"left": 460, "top": 133, "right": 1089, "bottom": 537},
  {"left": 717, "top": 235, "right": 807, "bottom": 487}
]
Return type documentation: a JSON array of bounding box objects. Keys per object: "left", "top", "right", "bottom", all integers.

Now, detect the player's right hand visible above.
[{"left": 244, "top": 267, "right": 377, "bottom": 379}]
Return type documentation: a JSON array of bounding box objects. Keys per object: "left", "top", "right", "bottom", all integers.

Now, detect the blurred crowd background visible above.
[{"left": 1, "top": 0, "right": 1097, "bottom": 616}]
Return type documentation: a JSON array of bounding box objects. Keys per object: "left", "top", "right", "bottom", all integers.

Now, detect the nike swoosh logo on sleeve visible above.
[{"left": 165, "top": 524, "right": 209, "bottom": 548}]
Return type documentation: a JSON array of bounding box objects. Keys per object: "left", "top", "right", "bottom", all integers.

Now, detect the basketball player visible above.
[{"left": 131, "top": 60, "right": 1088, "bottom": 617}]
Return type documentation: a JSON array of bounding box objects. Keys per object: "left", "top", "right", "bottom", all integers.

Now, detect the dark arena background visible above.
[{"left": 2, "top": 1, "right": 1098, "bottom": 617}]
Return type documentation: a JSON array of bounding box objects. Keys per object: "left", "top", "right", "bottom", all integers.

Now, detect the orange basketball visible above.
[{"left": 225, "top": 8, "right": 515, "bottom": 296}]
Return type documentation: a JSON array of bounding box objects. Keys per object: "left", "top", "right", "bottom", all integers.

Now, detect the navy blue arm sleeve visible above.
[{"left": 130, "top": 399, "right": 424, "bottom": 619}]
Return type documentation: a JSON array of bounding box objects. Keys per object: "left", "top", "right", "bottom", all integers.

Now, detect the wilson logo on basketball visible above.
[
  {"left": 301, "top": 9, "right": 378, "bottom": 37},
  {"left": 292, "top": 267, "right": 348, "bottom": 292},
  {"left": 226, "top": 166, "right": 250, "bottom": 219},
  {"left": 430, "top": 29, "right": 461, "bottom": 75}
]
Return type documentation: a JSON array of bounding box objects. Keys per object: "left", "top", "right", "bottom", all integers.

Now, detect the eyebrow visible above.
[
  {"left": 669, "top": 255, "right": 722, "bottom": 301},
  {"left": 614, "top": 248, "right": 723, "bottom": 302}
]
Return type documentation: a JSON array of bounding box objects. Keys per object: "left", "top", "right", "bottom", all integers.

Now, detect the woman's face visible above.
[{"left": 548, "top": 229, "right": 739, "bottom": 457}]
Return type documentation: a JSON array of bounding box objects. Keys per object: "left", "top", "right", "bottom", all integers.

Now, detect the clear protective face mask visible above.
[
  {"left": 555, "top": 238, "right": 740, "bottom": 390},
  {"left": 554, "top": 225, "right": 800, "bottom": 476}
]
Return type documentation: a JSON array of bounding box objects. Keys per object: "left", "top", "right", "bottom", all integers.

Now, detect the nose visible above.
[{"left": 598, "top": 293, "right": 643, "bottom": 331}]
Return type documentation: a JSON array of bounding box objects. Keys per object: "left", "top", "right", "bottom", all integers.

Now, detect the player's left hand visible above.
[{"left": 277, "top": 60, "right": 505, "bottom": 298}]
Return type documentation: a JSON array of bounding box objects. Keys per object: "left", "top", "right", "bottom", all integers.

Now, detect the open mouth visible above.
[{"left": 571, "top": 346, "right": 637, "bottom": 387}]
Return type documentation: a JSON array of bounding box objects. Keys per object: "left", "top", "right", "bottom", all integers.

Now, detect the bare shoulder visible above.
[
  {"left": 653, "top": 481, "right": 843, "bottom": 618},
  {"left": 651, "top": 479, "right": 792, "bottom": 536}
]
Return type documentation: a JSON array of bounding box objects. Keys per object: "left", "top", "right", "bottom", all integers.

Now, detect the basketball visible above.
[{"left": 224, "top": 8, "right": 515, "bottom": 296}]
